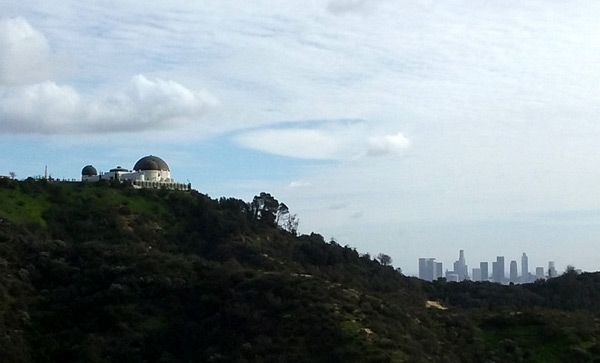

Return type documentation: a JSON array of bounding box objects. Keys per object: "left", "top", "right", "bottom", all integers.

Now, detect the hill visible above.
[{"left": 1, "top": 178, "right": 600, "bottom": 362}]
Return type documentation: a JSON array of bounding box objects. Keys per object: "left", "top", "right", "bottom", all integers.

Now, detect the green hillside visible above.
[{"left": 1, "top": 178, "right": 600, "bottom": 362}]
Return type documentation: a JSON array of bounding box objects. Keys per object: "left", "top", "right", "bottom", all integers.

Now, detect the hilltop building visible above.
[{"left": 82, "top": 155, "right": 190, "bottom": 191}]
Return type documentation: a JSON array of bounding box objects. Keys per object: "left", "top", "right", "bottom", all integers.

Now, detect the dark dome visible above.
[
  {"left": 82, "top": 165, "right": 98, "bottom": 176},
  {"left": 133, "top": 155, "right": 170, "bottom": 171}
]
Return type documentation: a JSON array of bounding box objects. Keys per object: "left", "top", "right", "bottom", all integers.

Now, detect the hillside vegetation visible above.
[{"left": 1, "top": 178, "right": 600, "bottom": 362}]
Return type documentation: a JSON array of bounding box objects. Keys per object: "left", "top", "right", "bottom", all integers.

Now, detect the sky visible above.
[{"left": 2, "top": 0, "right": 600, "bottom": 275}]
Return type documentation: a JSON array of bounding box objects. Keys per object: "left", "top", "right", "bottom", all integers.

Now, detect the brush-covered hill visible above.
[{"left": 1, "top": 178, "right": 600, "bottom": 362}]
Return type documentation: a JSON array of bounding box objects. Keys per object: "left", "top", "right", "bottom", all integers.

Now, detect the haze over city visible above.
[{"left": 3, "top": 1, "right": 600, "bottom": 274}]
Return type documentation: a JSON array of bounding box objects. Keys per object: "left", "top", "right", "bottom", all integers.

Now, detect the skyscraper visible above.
[
  {"left": 419, "top": 258, "right": 427, "bottom": 280},
  {"left": 418, "top": 258, "right": 436, "bottom": 281},
  {"left": 509, "top": 260, "right": 518, "bottom": 283},
  {"left": 480, "top": 262, "right": 489, "bottom": 281},
  {"left": 434, "top": 262, "right": 443, "bottom": 280},
  {"left": 472, "top": 268, "right": 481, "bottom": 282},
  {"left": 521, "top": 253, "right": 529, "bottom": 283},
  {"left": 536, "top": 267, "right": 544, "bottom": 280},
  {"left": 548, "top": 261, "right": 557, "bottom": 278},
  {"left": 453, "top": 249, "right": 468, "bottom": 281},
  {"left": 492, "top": 256, "right": 505, "bottom": 283}
]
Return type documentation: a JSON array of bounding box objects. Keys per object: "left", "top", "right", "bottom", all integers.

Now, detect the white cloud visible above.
[
  {"left": 0, "top": 17, "right": 50, "bottom": 85},
  {"left": 367, "top": 132, "right": 411, "bottom": 156},
  {"left": 87, "top": 75, "right": 218, "bottom": 133},
  {"left": 236, "top": 128, "right": 342, "bottom": 160},
  {"left": 0, "top": 18, "right": 217, "bottom": 134},
  {"left": 0, "top": 81, "right": 80, "bottom": 132},
  {"left": 0, "top": 75, "right": 218, "bottom": 134},
  {"left": 350, "top": 210, "right": 364, "bottom": 219},
  {"left": 327, "top": 0, "right": 383, "bottom": 15},
  {"left": 289, "top": 180, "right": 312, "bottom": 188},
  {"left": 328, "top": 203, "right": 348, "bottom": 210},
  {"left": 235, "top": 122, "right": 410, "bottom": 160}
]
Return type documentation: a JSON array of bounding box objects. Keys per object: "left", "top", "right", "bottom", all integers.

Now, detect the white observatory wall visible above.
[{"left": 140, "top": 170, "right": 171, "bottom": 182}]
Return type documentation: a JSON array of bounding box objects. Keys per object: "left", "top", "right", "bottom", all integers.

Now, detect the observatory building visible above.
[{"left": 81, "top": 155, "right": 190, "bottom": 191}]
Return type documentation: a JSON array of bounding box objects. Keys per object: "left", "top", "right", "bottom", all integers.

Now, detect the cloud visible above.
[
  {"left": 350, "top": 211, "right": 364, "bottom": 219},
  {"left": 0, "top": 18, "right": 217, "bottom": 134},
  {"left": 236, "top": 128, "right": 342, "bottom": 160},
  {"left": 0, "top": 17, "right": 50, "bottom": 85},
  {"left": 289, "top": 180, "right": 312, "bottom": 188},
  {"left": 0, "top": 75, "right": 218, "bottom": 134},
  {"left": 367, "top": 132, "right": 411, "bottom": 156},
  {"left": 87, "top": 75, "right": 218, "bottom": 133},
  {"left": 234, "top": 122, "right": 410, "bottom": 160},
  {"left": 326, "top": 0, "right": 382, "bottom": 15},
  {"left": 0, "top": 82, "right": 81, "bottom": 132},
  {"left": 328, "top": 203, "right": 348, "bottom": 210}
]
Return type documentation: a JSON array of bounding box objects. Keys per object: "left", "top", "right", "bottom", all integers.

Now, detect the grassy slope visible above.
[
  {"left": 0, "top": 180, "right": 441, "bottom": 362},
  {"left": 0, "top": 186, "right": 48, "bottom": 226},
  {"left": 1, "top": 179, "right": 600, "bottom": 362}
]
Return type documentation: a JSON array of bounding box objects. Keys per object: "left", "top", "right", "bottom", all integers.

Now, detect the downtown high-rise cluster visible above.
[{"left": 418, "top": 250, "right": 560, "bottom": 284}]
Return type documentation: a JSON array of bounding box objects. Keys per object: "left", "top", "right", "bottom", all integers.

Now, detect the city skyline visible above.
[{"left": 418, "top": 249, "right": 566, "bottom": 283}]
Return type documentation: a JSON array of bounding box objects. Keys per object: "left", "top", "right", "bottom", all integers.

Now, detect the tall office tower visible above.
[
  {"left": 472, "top": 268, "right": 482, "bottom": 282},
  {"left": 509, "top": 260, "right": 518, "bottom": 283},
  {"left": 434, "top": 262, "right": 443, "bottom": 280},
  {"left": 536, "top": 267, "right": 544, "bottom": 280},
  {"left": 419, "top": 258, "right": 427, "bottom": 280},
  {"left": 426, "top": 259, "right": 435, "bottom": 280},
  {"left": 453, "top": 249, "right": 468, "bottom": 281},
  {"left": 418, "top": 258, "right": 436, "bottom": 281},
  {"left": 548, "top": 261, "right": 557, "bottom": 278},
  {"left": 521, "top": 253, "right": 529, "bottom": 283},
  {"left": 480, "top": 262, "right": 489, "bottom": 281},
  {"left": 493, "top": 256, "right": 505, "bottom": 283}
]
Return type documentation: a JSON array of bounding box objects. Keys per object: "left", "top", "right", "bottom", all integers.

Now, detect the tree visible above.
[
  {"left": 250, "top": 192, "right": 280, "bottom": 226},
  {"left": 376, "top": 253, "right": 392, "bottom": 266},
  {"left": 276, "top": 203, "right": 289, "bottom": 225},
  {"left": 564, "top": 265, "right": 577, "bottom": 275},
  {"left": 8, "top": 172, "right": 15, "bottom": 179},
  {"left": 283, "top": 214, "right": 299, "bottom": 235},
  {"left": 274, "top": 202, "right": 300, "bottom": 235}
]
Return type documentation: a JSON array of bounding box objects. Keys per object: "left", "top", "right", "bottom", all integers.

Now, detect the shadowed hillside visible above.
[{"left": 1, "top": 178, "right": 600, "bottom": 362}]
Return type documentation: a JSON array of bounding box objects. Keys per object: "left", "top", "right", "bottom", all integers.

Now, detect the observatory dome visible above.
[
  {"left": 133, "top": 155, "right": 170, "bottom": 172},
  {"left": 81, "top": 165, "right": 98, "bottom": 176}
]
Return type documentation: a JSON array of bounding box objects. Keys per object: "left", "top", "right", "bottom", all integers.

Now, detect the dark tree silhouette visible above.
[
  {"left": 377, "top": 253, "right": 392, "bottom": 266},
  {"left": 250, "top": 192, "right": 280, "bottom": 225}
]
